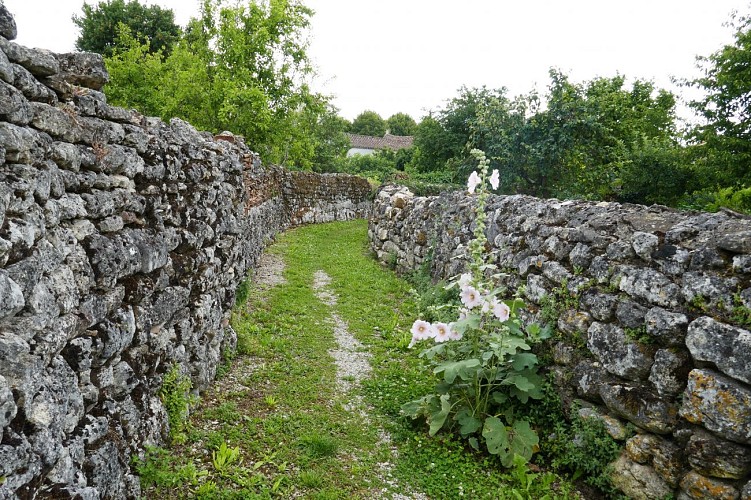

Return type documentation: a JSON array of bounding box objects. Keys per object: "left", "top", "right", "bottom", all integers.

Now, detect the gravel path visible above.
[{"left": 312, "top": 270, "right": 427, "bottom": 500}]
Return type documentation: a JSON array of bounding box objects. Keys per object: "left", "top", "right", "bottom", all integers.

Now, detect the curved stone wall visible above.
[
  {"left": 0, "top": 5, "right": 370, "bottom": 497},
  {"left": 370, "top": 184, "right": 751, "bottom": 499}
]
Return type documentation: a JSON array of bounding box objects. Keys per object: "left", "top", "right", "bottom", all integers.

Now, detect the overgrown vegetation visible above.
[
  {"left": 401, "top": 151, "right": 552, "bottom": 467},
  {"left": 135, "top": 221, "right": 601, "bottom": 498}
]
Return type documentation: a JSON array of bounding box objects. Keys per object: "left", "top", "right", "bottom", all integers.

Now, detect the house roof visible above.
[{"left": 346, "top": 133, "right": 414, "bottom": 151}]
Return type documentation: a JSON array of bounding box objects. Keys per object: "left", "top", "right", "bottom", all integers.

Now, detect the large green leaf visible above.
[
  {"left": 510, "top": 353, "right": 538, "bottom": 371},
  {"left": 451, "top": 314, "right": 481, "bottom": 333},
  {"left": 482, "top": 416, "right": 510, "bottom": 456},
  {"left": 489, "top": 336, "right": 530, "bottom": 359},
  {"left": 419, "top": 343, "right": 448, "bottom": 361},
  {"left": 503, "top": 373, "right": 535, "bottom": 392},
  {"left": 400, "top": 398, "right": 424, "bottom": 419},
  {"left": 509, "top": 370, "right": 544, "bottom": 402},
  {"left": 491, "top": 391, "right": 509, "bottom": 405},
  {"left": 505, "top": 420, "right": 539, "bottom": 467},
  {"left": 428, "top": 394, "right": 452, "bottom": 436},
  {"left": 456, "top": 408, "right": 482, "bottom": 436},
  {"left": 434, "top": 359, "right": 481, "bottom": 384}
]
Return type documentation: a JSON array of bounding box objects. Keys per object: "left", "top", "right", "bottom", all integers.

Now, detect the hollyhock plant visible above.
[{"left": 402, "top": 148, "right": 550, "bottom": 468}]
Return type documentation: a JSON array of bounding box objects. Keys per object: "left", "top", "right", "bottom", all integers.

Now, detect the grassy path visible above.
[{"left": 137, "top": 220, "right": 580, "bottom": 499}]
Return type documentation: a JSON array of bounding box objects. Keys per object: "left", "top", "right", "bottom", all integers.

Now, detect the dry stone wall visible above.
[
  {"left": 370, "top": 184, "right": 751, "bottom": 499},
  {"left": 0, "top": 4, "right": 370, "bottom": 498}
]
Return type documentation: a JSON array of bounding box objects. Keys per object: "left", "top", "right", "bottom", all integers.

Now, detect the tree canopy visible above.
[
  {"left": 73, "top": 0, "right": 180, "bottom": 56},
  {"left": 685, "top": 11, "right": 751, "bottom": 196},
  {"left": 386, "top": 112, "right": 417, "bottom": 136},
  {"left": 350, "top": 110, "right": 386, "bottom": 136},
  {"left": 103, "top": 0, "right": 339, "bottom": 169}
]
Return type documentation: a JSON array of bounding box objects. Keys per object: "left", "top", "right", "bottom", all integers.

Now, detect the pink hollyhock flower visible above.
[
  {"left": 448, "top": 323, "right": 463, "bottom": 341},
  {"left": 460, "top": 285, "right": 482, "bottom": 309},
  {"left": 434, "top": 322, "right": 451, "bottom": 343},
  {"left": 493, "top": 301, "right": 511, "bottom": 322}
]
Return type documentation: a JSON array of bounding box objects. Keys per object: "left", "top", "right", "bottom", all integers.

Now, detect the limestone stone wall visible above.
[
  {"left": 0, "top": 5, "right": 370, "bottom": 498},
  {"left": 370, "top": 184, "right": 751, "bottom": 499}
]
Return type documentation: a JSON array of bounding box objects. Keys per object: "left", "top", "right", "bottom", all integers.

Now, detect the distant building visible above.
[{"left": 346, "top": 133, "right": 414, "bottom": 157}]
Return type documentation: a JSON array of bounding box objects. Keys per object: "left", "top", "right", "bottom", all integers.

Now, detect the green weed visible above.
[{"left": 159, "top": 364, "right": 197, "bottom": 443}]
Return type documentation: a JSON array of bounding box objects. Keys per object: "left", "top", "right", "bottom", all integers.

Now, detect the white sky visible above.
[{"left": 3, "top": 0, "right": 749, "bottom": 121}]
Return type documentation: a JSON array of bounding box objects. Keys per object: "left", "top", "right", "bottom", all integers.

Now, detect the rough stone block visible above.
[
  {"left": 686, "top": 316, "right": 751, "bottom": 384},
  {"left": 30, "top": 101, "right": 82, "bottom": 143},
  {"left": 632, "top": 231, "right": 659, "bottom": 261},
  {"left": 0, "top": 3, "right": 17, "bottom": 40},
  {"left": 0, "top": 268, "right": 24, "bottom": 319},
  {"left": 718, "top": 231, "right": 751, "bottom": 254},
  {"left": 687, "top": 429, "right": 751, "bottom": 479},
  {"left": 610, "top": 453, "right": 672, "bottom": 500},
  {"left": 0, "top": 38, "right": 58, "bottom": 76},
  {"left": 645, "top": 306, "right": 688, "bottom": 346},
  {"left": 600, "top": 382, "right": 678, "bottom": 434},
  {"left": 679, "top": 470, "right": 739, "bottom": 500},
  {"left": 617, "top": 265, "right": 680, "bottom": 308},
  {"left": 0, "top": 79, "right": 31, "bottom": 125},
  {"left": 615, "top": 299, "right": 647, "bottom": 329},
  {"left": 649, "top": 348, "right": 691, "bottom": 396},
  {"left": 55, "top": 52, "right": 109, "bottom": 91},
  {"left": 587, "top": 321, "right": 655, "bottom": 381},
  {"left": 0, "top": 45, "right": 12, "bottom": 83},
  {"left": 680, "top": 369, "right": 751, "bottom": 445},
  {"left": 682, "top": 272, "right": 738, "bottom": 312}
]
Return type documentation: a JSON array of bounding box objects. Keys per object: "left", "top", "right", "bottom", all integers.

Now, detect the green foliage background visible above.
[{"left": 89, "top": 0, "right": 751, "bottom": 212}]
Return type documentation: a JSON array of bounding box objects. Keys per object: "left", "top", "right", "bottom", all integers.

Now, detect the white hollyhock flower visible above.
[
  {"left": 410, "top": 319, "right": 434, "bottom": 341},
  {"left": 493, "top": 301, "right": 511, "bottom": 322},
  {"left": 460, "top": 286, "right": 482, "bottom": 309},
  {"left": 448, "top": 323, "right": 463, "bottom": 341},
  {"left": 458, "top": 273, "right": 472, "bottom": 287},
  {"left": 489, "top": 169, "right": 500, "bottom": 190},
  {"left": 467, "top": 171, "right": 481, "bottom": 194},
  {"left": 434, "top": 322, "right": 451, "bottom": 343}
]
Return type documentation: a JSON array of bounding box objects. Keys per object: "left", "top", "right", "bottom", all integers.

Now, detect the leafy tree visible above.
[
  {"left": 308, "top": 106, "right": 351, "bottom": 172},
  {"left": 73, "top": 0, "right": 180, "bottom": 57},
  {"left": 411, "top": 115, "right": 453, "bottom": 174},
  {"left": 104, "top": 0, "right": 331, "bottom": 168},
  {"left": 467, "top": 71, "right": 683, "bottom": 202},
  {"left": 386, "top": 112, "right": 417, "bottom": 136},
  {"left": 351, "top": 110, "right": 386, "bottom": 136},
  {"left": 685, "top": 11, "right": 751, "bottom": 193}
]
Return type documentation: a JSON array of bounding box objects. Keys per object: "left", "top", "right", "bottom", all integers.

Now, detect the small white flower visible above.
[
  {"left": 481, "top": 298, "right": 491, "bottom": 314},
  {"left": 448, "top": 323, "right": 463, "bottom": 341},
  {"left": 467, "top": 171, "right": 481, "bottom": 194},
  {"left": 410, "top": 319, "right": 434, "bottom": 343},
  {"left": 458, "top": 308, "right": 469, "bottom": 320},
  {"left": 458, "top": 272, "right": 472, "bottom": 287},
  {"left": 460, "top": 286, "right": 482, "bottom": 309},
  {"left": 489, "top": 169, "right": 500, "bottom": 190},
  {"left": 493, "top": 301, "right": 511, "bottom": 322},
  {"left": 482, "top": 296, "right": 499, "bottom": 314},
  {"left": 434, "top": 322, "right": 451, "bottom": 343}
]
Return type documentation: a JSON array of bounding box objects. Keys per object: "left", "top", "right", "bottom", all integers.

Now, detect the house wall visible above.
[
  {"left": 370, "top": 184, "right": 751, "bottom": 499},
  {"left": 346, "top": 147, "right": 374, "bottom": 157}
]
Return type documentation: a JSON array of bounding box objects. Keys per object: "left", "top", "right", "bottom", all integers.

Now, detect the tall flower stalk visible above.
[{"left": 402, "top": 149, "right": 550, "bottom": 467}]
